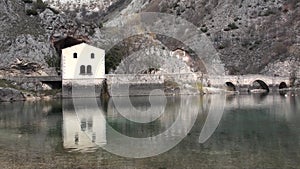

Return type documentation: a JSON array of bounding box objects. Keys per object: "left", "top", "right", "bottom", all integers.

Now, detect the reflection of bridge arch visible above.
[
  {"left": 225, "top": 82, "right": 236, "bottom": 91},
  {"left": 251, "top": 80, "right": 270, "bottom": 92}
]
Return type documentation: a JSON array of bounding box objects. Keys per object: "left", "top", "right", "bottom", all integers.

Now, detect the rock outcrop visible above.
[
  {"left": 99, "top": 0, "right": 300, "bottom": 76},
  {"left": 0, "top": 0, "right": 299, "bottom": 77},
  {"left": 0, "top": 87, "right": 26, "bottom": 102},
  {"left": 0, "top": 0, "right": 54, "bottom": 71},
  {"left": 142, "top": 0, "right": 300, "bottom": 76}
]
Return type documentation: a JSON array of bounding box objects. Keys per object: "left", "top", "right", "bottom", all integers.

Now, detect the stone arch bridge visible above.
[
  {"left": 206, "top": 74, "right": 290, "bottom": 92},
  {"left": 106, "top": 73, "right": 291, "bottom": 94},
  {"left": 1, "top": 74, "right": 291, "bottom": 97}
]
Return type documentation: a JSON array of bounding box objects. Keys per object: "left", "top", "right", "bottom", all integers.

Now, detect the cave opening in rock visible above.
[
  {"left": 51, "top": 36, "right": 87, "bottom": 74},
  {"left": 53, "top": 36, "right": 87, "bottom": 58}
]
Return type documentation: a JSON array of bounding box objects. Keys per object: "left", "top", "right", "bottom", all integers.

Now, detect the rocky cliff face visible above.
[
  {"left": 0, "top": 0, "right": 299, "bottom": 77},
  {"left": 0, "top": 0, "right": 49, "bottom": 68},
  {"left": 143, "top": 0, "right": 300, "bottom": 76},
  {"left": 45, "top": 0, "right": 118, "bottom": 12}
]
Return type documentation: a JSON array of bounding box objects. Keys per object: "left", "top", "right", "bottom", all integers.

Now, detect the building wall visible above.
[{"left": 62, "top": 43, "right": 105, "bottom": 80}]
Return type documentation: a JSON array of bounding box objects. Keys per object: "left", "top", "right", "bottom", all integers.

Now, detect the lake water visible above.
[{"left": 0, "top": 93, "right": 300, "bottom": 169}]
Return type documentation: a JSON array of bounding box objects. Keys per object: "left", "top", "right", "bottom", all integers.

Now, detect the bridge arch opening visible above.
[
  {"left": 225, "top": 82, "right": 236, "bottom": 91},
  {"left": 41, "top": 81, "right": 62, "bottom": 89},
  {"left": 251, "top": 80, "right": 269, "bottom": 93},
  {"left": 279, "top": 82, "right": 288, "bottom": 89}
]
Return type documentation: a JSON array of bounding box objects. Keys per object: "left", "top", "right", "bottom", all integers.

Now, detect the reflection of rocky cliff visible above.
[{"left": 0, "top": 100, "right": 62, "bottom": 153}]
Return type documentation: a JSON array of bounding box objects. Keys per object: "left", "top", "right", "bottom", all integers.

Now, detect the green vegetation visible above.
[
  {"left": 26, "top": 9, "right": 38, "bottom": 16},
  {"left": 200, "top": 24, "right": 208, "bottom": 33},
  {"left": 41, "top": 89, "right": 62, "bottom": 96},
  {"left": 196, "top": 82, "right": 204, "bottom": 93},
  {"left": 45, "top": 56, "right": 60, "bottom": 72},
  {"left": 98, "top": 22, "right": 104, "bottom": 29},
  {"left": 105, "top": 47, "right": 124, "bottom": 73},
  {"left": 22, "top": 0, "right": 33, "bottom": 3},
  {"left": 88, "top": 29, "right": 95, "bottom": 36},
  {"left": 0, "top": 79, "right": 31, "bottom": 93},
  {"left": 0, "top": 79, "right": 62, "bottom": 98},
  {"left": 164, "top": 80, "right": 179, "bottom": 88},
  {"left": 200, "top": 27, "right": 208, "bottom": 33},
  {"left": 0, "top": 79, "right": 17, "bottom": 88},
  {"left": 25, "top": 0, "right": 48, "bottom": 16},
  {"left": 218, "top": 45, "right": 225, "bottom": 49},
  {"left": 224, "top": 23, "right": 239, "bottom": 31},
  {"left": 34, "top": 0, "right": 47, "bottom": 10},
  {"left": 259, "top": 9, "right": 276, "bottom": 17},
  {"left": 228, "top": 23, "right": 239, "bottom": 30}
]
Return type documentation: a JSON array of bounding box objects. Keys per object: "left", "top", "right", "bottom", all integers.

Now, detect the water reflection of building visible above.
[
  {"left": 63, "top": 99, "right": 106, "bottom": 152},
  {"left": 62, "top": 96, "right": 199, "bottom": 154}
]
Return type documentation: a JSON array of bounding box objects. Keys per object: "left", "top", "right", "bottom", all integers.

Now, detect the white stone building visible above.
[{"left": 62, "top": 43, "right": 105, "bottom": 84}]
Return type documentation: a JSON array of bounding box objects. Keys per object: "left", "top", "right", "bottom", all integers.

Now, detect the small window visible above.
[
  {"left": 73, "top": 53, "right": 78, "bottom": 58},
  {"left": 80, "top": 65, "right": 85, "bottom": 74},
  {"left": 75, "top": 133, "right": 79, "bottom": 144},
  {"left": 81, "top": 121, "right": 86, "bottom": 131},
  {"left": 92, "top": 133, "right": 96, "bottom": 143},
  {"left": 87, "top": 65, "right": 92, "bottom": 74},
  {"left": 91, "top": 53, "right": 95, "bottom": 59}
]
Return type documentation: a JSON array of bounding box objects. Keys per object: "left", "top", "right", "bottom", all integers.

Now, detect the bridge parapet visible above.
[
  {"left": 2, "top": 76, "right": 62, "bottom": 83},
  {"left": 106, "top": 73, "right": 200, "bottom": 85},
  {"left": 106, "top": 74, "right": 164, "bottom": 85},
  {"left": 200, "top": 74, "right": 291, "bottom": 92}
]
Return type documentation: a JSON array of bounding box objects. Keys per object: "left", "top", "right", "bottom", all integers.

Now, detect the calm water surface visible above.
[{"left": 0, "top": 93, "right": 300, "bottom": 169}]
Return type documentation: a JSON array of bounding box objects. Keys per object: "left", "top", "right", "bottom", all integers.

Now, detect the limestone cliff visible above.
[{"left": 0, "top": 0, "right": 299, "bottom": 77}]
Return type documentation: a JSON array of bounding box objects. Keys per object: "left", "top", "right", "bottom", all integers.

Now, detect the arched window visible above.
[
  {"left": 80, "top": 65, "right": 85, "bottom": 74},
  {"left": 87, "top": 65, "right": 92, "bottom": 74},
  {"left": 73, "top": 53, "right": 77, "bottom": 58},
  {"left": 91, "top": 53, "right": 95, "bottom": 59}
]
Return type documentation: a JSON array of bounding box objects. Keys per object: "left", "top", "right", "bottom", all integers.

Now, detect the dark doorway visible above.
[{"left": 53, "top": 36, "right": 86, "bottom": 57}]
